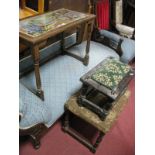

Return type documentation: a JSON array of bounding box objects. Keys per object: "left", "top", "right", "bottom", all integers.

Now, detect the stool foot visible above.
[
  {"left": 63, "top": 111, "right": 70, "bottom": 130},
  {"left": 89, "top": 147, "right": 96, "bottom": 153},
  {"left": 93, "top": 132, "right": 104, "bottom": 150}
]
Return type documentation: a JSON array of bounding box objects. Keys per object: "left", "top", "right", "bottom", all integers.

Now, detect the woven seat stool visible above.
[
  {"left": 78, "top": 57, "right": 134, "bottom": 120},
  {"left": 62, "top": 90, "right": 130, "bottom": 153}
]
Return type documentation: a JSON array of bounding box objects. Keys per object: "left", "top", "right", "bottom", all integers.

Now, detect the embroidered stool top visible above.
[
  {"left": 65, "top": 90, "right": 130, "bottom": 133},
  {"left": 80, "top": 58, "right": 134, "bottom": 100},
  {"left": 91, "top": 59, "right": 131, "bottom": 89}
]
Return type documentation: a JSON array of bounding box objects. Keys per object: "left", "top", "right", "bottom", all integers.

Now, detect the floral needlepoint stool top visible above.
[
  {"left": 80, "top": 57, "right": 134, "bottom": 100},
  {"left": 78, "top": 57, "right": 134, "bottom": 120},
  {"left": 91, "top": 59, "right": 131, "bottom": 90}
]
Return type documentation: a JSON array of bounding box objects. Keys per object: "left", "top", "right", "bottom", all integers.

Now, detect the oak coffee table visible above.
[{"left": 19, "top": 8, "right": 95, "bottom": 100}]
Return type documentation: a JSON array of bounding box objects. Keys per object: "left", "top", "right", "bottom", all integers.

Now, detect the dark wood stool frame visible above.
[
  {"left": 77, "top": 58, "right": 134, "bottom": 120},
  {"left": 78, "top": 85, "right": 110, "bottom": 120},
  {"left": 62, "top": 110, "right": 105, "bottom": 153}
]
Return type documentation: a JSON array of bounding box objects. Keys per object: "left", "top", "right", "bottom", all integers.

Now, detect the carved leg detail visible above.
[
  {"left": 29, "top": 124, "right": 46, "bottom": 149},
  {"left": 20, "top": 124, "right": 47, "bottom": 150},
  {"left": 31, "top": 45, "right": 44, "bottom": 100},
  {"left": 84, "top": 21, "right": 94, "bottom": 66},
  {"left": 30, "top": 135, "right": 41, "bottom": 149},
  {"left": 77, "top": 84, "right": 89, "bottom": 106}
]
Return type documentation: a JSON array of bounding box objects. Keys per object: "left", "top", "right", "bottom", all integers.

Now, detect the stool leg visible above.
[
  {"left": 92, "top": 132, "right": 104, "bottom": 152},
  {"left": 77, "top": 84, "right": 89, "bottom": 106},
  {"left": 63, "top": 111, "right": 70, "bottom": 131},
  {"left": 81, "top": 84, "right": 89, "bottom": 97},
  {"left": 62, "top": 111, "right": 105, "bottom": 153}
]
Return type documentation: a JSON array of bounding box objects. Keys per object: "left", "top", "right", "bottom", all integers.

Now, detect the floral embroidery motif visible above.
[{"left": 91, "top": 59, "right": 131, "bottom": 89}]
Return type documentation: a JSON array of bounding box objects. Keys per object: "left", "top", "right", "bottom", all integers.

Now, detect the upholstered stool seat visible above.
[
  {"left": 63, "top": 90, "right": 130, "bottom": 153},
  {"left": 91, "top": 58, "right": 131, "bottom": 90},
  {"left": 100, "top": 30, "right": 135, "bottom": 64}
]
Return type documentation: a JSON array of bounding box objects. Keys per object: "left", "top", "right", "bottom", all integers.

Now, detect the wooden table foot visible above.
[
  {"left": 31, "top": 45, "right": 44, "bottom": 100},
  {"left": 83, "top": 55, "right": 89, "bottom": 66},
  {"left": 36, "top": 90, "right": 44, "bottom": 101}
]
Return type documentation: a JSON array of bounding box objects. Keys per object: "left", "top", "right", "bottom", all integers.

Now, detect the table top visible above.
[{"left": 19, "top": 8, "right": 95, "bottom": 44}]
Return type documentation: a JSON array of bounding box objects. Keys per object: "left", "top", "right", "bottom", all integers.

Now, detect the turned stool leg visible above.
[
  {"left": 92, "top": 132, "right": 104, "bottom": 153},
  {"left": 63, "top": 110, "right": 70, "bottom": 132},
  {"left": 77, "top": 84, "right": 89, "bottom": 106}
]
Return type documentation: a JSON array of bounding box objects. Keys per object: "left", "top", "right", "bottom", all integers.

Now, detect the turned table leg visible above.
[
  {"left": 61, "top": 32, "right": 67, "bottom": 55},
  {"left": 31, "top": 45, "right": 44, "bottom": 100},
  {"left": 76, "top": 24, "right": 85, "bottom": 45},
  {"left": 83, "top": 21, "right": 94, "bottom": 66}
]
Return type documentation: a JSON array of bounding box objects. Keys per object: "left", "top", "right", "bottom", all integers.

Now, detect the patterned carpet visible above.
[{"left": 20, "top": 78, "right": 135, "bottom": 155}]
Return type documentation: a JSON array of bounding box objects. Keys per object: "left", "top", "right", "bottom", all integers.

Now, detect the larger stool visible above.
[{"left": 62, "top": 90, "right": 130, "bottom": 153}]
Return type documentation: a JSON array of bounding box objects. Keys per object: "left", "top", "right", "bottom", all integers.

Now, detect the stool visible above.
[
  {"left": 62, "top": 90, "right": 130, "bottom": 153},
  {"left": 78, "top": 57, "right": 134, "bottom": 120}
]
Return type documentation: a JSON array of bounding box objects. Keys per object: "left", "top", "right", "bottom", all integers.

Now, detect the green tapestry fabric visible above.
[{"left": 91, "top": 59, "right": 131, "bottom": 90}]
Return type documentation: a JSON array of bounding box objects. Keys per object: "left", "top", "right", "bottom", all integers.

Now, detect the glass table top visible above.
[{"left": 19, "top": 8, "right": 89, "bottom": 37}]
